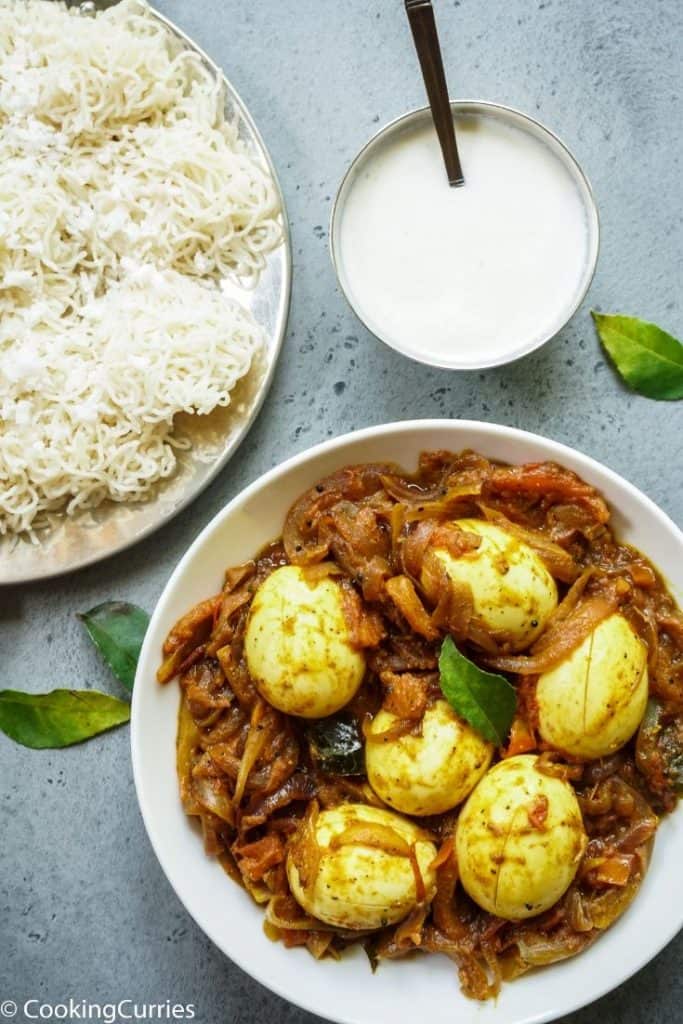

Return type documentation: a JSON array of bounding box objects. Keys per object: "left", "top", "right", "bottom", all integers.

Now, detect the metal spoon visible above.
[{"left": 405, "top": 0, "right": 464, "bottom": 186}]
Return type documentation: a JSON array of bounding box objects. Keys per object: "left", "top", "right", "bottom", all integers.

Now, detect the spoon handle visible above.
[{"left": 405, "top": 0, "right": 464, "bottom": 186}]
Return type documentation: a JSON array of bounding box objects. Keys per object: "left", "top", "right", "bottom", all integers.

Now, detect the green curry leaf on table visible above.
[
  {"left": 592, "top": 312, "right": 683, "bottom": 400},
  {"left": 0, "top": 601, "right": 149, "bottom": 749},
  {"left": 78, "top": 601, "right": 149, "bottom": 692},
  {"left": 0, "top": 689, "right": 131, "bottom": 749}
]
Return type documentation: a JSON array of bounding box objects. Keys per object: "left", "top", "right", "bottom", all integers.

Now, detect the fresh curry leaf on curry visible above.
[{"left": 438, "top": 635, "right": 517, "bottom": 745}]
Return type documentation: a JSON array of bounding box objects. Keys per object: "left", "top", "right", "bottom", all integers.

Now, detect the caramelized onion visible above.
[
  {"left": 339, "top": 583, "right": 385, "bottom": 648},
  {"left": 233, "top": 701, "right": 269, "bottom": 806},
  {"left": 363, "top": 714, "right": 421, "bottom": 744},
  {"left": 283, "top": 463, "right": 395, "bottom": 565},
  {"left": 240, "top": 773, "right": 317, "bottom": 833},
  {"left": 233, "top": 834, "right": 285, "bottom": 881},
  {"left": 176, "top": 696, "right": 201, "bottom": 814},
  {"left": 398, "top": 520, "right": 480, "bottom": 581},
  {"left": 479, "top": 506, "right": 579, "bottom": 583},
  {"left": 287, "top": 801, "right": 321, "bottom": 896},
  {"left": 431, "top": 851, "right": 469, "bottom": 944},
  {"left": 385, "top": 575, "right": 439, "bottom": 640},
  {"left": 192, "top": 777, "right": 235, "bottom": 826},
  {"left": 265, "top": 894, "right": 335, "bottom": 932},
  {"left": 501, "top": 927, "right": 595, "bottom": 977},
  {"left": 206, "top": 590, "right": 252, "bottom": 654},
  {"left": 329, "top": 821, "right": 413, "bottom": 857},
  {"left": 379, "top": 669, "right": 436, "bottom": 721},
  {"left": 565, "top": 888, "right": 594, "bottom": 933},
  {"left": 306, "top": 933, "right": 337, "bottom": 959},
  {"left": 381, "top": 475, "right": 450, "bottom": 505},
  {"left": 482, "top": 462, "right": 610, "bottom": 523},
  {"left": 535, "top": 752, "right": 584, "bottom": 781},
  {"left": 393, "top": 904, "right": 429, "bottom": 948},
  {"left": 162, "top": 595, "right": 222, "bottom": 657},
  {"left": 421, "top": 927, "right": 500, "bottom": 1001}
]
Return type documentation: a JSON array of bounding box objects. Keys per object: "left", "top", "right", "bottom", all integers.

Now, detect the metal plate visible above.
[{"left": 0, "top": 1, "right": 291, "bottom": 585}]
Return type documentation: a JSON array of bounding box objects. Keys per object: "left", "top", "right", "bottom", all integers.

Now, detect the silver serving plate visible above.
[{"left": 1, "top": 1, "right": 291, "bottom": 585}]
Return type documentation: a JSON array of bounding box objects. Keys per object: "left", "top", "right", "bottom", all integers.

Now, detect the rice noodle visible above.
[{"left": 0, "top": 0, "right": 281, "bottom": 537}]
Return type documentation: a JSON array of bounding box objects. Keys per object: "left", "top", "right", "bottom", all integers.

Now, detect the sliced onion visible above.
[
  {"left": 479, "top": 506, "right": 579, "bottom": 583},
  {"left": 393, "top": 903, "right": 429, "bottom": 948},
  {"left": 191, "top": 777, "right": 234, "bottom": 824},
  {"left": 233, "top": 700, "right": 269, "bottom": 806},
  {"left": 482, "top": 462, "right": 610, "bottom": 523},
  {"left": 283, "top": 463, "right": 394, "bottom": 565},
  {"left": 505, "top": 927, "right": 594, "bottom": 972},
  {"left": 206, "top": 589, "right": 252, "bottom": 654},
  {"left": 339, "top": 583, "right": 385, "bottom": 648},
  {"left": 176, "top": 696, "right": 201, "bottom": 814},
  {"left": 363, "top": 715, "right": 421, "bottom": 744},
  {"left": 162, "top": 595, "right": 222, "bottom": 657},
  {"left": 233, "top": 834, "right": 285, "bottom": 880},
  {"left": 385, "top": 575, "right": 439, "bottom": 640},
  {"left": 329, "top": 821, "right": 413, "bottom": 856},
  {"left": 306, "top": 932, "right": 337, "bottom": 959},
  {"left": 240, "top": 773, "right": 317, "bottom": 832},
  {"left": 287, "top": 800, "right": 321, "bottom": 895},
  {"left": 265, "top": 895, "right": 361, "bottom": 936}
]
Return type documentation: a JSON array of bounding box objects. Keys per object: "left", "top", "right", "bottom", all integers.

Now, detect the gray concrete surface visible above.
[{"left": 2, "top": 1, "right": 682, "bottom": 1022}]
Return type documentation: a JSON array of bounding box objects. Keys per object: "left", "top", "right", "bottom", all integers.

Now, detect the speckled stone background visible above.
[{"left": 2, "top": 1, "right": 682, "bottom": 1022}]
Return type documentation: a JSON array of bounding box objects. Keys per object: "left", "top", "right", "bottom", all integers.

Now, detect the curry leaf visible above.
[
  {"left": 0, "top": 689, "right": 130, "bottom": 749},
  {"left": 78, "top": 601, "right": 149, "bottom": 691},
  {"left": 438, "top": 636, "right": 517, "bottom": 746},
  {"left": 306, "top": 712, "right": 364, "bottom": 775},
  {"left": 592, "top": 311, "right": 683, "bottom": 400}
]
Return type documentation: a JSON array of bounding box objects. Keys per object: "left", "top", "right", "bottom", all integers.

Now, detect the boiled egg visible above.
[
  {"left": 365, "top": 699, "right": 493, "bottom": 815},
  {"left": 422, "top": 519, "right": 557, "bottom": 650},
  {"left": 244, "top": 565, "right": 365, "bottom": 718},
  {"left": 455, "top": 754, "right": 587, "bottom": 920},
  {"left": 286, "top": 802, "right": 437, "bottom": 930},
  {"left": 536, "top": 613, "right": 648, "bottom": 759}
]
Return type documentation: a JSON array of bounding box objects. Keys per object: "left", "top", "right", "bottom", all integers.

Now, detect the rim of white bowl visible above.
[
  {"left": 131, "top": 419, "right": 682, "bottom": 1024},
  {"left": 329, "top": 101, "right": 600, "bottom": 371}
]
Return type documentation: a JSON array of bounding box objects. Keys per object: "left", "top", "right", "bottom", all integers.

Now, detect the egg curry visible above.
[{"left": 159, "top": 449, "right": 683, "bottom": 1001}]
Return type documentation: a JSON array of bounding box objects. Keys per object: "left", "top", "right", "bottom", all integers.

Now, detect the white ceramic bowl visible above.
[
  {"left": 132, "top": 420, "right": 683, "bottom": 1024},
  {"left": 329, "top": 103, "right": 600, "bottom": 371}
]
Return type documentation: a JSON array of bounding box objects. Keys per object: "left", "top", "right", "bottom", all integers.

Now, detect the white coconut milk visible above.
[{"left": 336, "top": 111, "right": 593, "bottom": 367}]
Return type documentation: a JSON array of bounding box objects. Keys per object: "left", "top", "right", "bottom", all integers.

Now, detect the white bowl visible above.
[
  {"left": 132, "top": 420, "right": 683, "bottom": 1024},
  {"left": 329, "top": 103, "right": 600, "bottom": 371}
]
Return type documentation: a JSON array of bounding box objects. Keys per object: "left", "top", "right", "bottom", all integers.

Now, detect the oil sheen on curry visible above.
[{"left": 158, "top": 450, "right": 683, "bottom": 1000}]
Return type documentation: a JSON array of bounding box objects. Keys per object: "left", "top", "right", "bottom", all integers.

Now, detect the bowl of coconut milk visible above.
[{"left": 331, "top": 101, "right": 599, "bottom": 370}]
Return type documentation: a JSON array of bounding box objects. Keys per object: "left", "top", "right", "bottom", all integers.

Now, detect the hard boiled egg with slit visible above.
[
  {"left": 536, "top": 612, "right": 648, "bottom": 759},
  {"left": 455, "top": 754, "right": 587, "bottom": 920},
  {"left": 244, "top": 564, "right": 365, "bottom": 718},
  {"left": 287, "top": 802, "right": 437, "bottom": 930},
  {"left": 365, "top": 699, "right": 493, "bottom": 815},
  {"left": 422, "top": 519, "right": 557, "bottom": 650}
]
